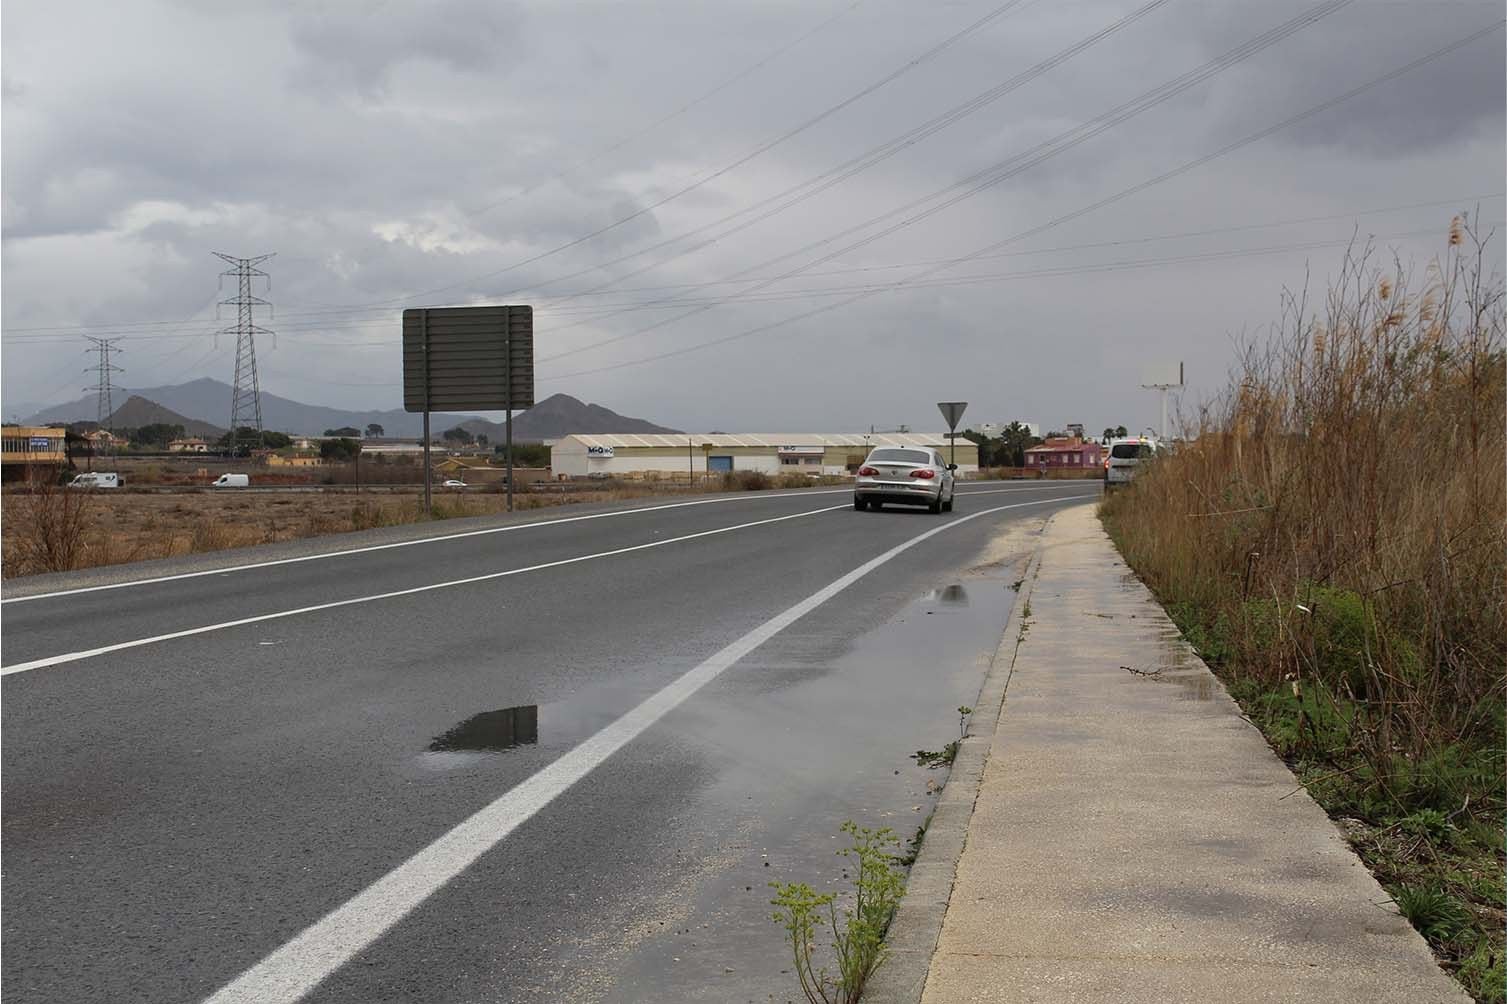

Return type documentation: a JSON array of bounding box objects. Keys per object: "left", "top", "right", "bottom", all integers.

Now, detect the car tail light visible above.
[
  {"left": 910, "top": 468, "right": 936, "bottom": 479},
  {"left": 858, "top": 466, "right": 879, "bottom": 476}
]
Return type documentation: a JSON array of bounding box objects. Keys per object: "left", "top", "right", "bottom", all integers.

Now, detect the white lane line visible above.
[
  {"left": 0, "top": 504, "right": 850, "bottom": 676},
  {"left": 1, "top": 484, "right": 1086, "bottom": 605},
  {"left": 0, "top": 489, "right": 855, "bottom": 605},
  {"left": 200, "top": 492, "right": 1095, "bottom": 1004}
]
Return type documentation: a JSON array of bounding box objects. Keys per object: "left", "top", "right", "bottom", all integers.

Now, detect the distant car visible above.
[
  {"left": 68, "top": 472, "right": 121, "bottom": 489},
  {"left": 1104, "top": 437, "right": 1159, "bottom": 489},
  {"left": 211, "top": 473, "right": 249, "bottom": 489},
  {"left": 441, "top": 479, "right": 468, "bottom": 488},
  {"left": 854, "top": 447, "right": 955, "bottom": 514}
]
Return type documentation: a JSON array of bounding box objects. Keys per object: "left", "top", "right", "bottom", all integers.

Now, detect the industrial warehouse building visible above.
[{"left": 551, "top": 434, "right": 979, "bottom": 478}]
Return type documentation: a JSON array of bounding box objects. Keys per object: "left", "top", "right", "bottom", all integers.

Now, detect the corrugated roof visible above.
[{"left": 559, "top": 433, "right": 965, "bottom": 449}]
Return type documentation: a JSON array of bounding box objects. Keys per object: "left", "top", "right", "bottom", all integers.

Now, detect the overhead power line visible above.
[
  {"left": 349, "top": 0, "right": 1031, "bottom": 309},
  {"left": 466, "top": 0, "right": 869, "bottom": 219},
  {"left": 538, "top": 0, "right": 1359, "bottom": 364},
  {"left": 538, "top": 19, "right": 1505, "bottom": 382},
  {"left": 473, "top": 0, "right": 1174, "bottom": 308},
  {"left": 2, "top": 197, "right": 1497, "bottom": 347}
]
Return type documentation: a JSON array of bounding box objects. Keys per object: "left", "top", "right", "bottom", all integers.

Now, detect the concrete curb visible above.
[{"left": 863, "top": 514, "right": 1055, "bottom": 1004}]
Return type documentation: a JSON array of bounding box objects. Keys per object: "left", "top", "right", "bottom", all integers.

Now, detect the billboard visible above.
[
  {"left": 1141, "top": 362, "right": 1184, "bottom": 387},
  {"left": 402, "top": 305, "right": 534, "bottom": 413}
]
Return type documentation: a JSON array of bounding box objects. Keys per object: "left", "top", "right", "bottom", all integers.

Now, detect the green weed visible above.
[{"left": 770, "top": 822, "right": 906, "bottom": 1004}]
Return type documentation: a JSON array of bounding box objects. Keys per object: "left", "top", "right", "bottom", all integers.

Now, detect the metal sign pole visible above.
[
  {"left": 505, "top": 330, "right": 514, "bottom": 512},
  {"left": 422, "top": 309, "right": 431, "bottom": 517}
]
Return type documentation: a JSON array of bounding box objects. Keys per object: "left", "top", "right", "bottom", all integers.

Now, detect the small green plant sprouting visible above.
[
  {"left": 957, "top": 706, "right": 973, "bottom": 740},
  {"left": 1022, "top": 600, "right": 1032, "bottom": 619},
  {"left": 1391, "top": 884, "right": 1471, "bottom": 944},
  {"left": 770, "top": 822, "right": 906, "bottom": 1004},
  {"left": 1398, "top": 809, "right": 1454, "bottom": 844},
  {"left": 911, "top": 740, "right": 959, "bottom": 769},
  {"left": 898, "top": 813, "right": 933, "bottom": 866}
]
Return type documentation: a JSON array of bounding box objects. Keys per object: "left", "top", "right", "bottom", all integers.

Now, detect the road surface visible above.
[{"left": 2, "top": 481, "right": 1097, "bottom": 1003}]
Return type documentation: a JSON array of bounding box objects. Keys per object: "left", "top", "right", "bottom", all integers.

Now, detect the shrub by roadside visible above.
[{"left": 1101, "top": 219, "right": 1504, "bottom": 1003}]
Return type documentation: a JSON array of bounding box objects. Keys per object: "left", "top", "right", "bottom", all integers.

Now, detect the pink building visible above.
[{"left": 1024, "top": 436, "right": 1103, "bottom": 470}]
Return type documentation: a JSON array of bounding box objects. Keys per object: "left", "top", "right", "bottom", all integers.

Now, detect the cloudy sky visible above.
[{"left": 3, "top": 0, "right": 1503, "bottom": 434}]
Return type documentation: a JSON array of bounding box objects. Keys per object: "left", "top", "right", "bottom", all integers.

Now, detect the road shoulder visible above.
[{"left": 873, "top": 501, "right": 1468, "bottom": 1003}]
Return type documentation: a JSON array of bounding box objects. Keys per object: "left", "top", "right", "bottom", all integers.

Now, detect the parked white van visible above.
[
  {"left": 211, "top": 473, "right": 250, "bottom": 488},
  {"left": 1104, "top": 437, "right": 1160, "bottom": 489},
  {"left": 68, "top": 472, "right": 122, "bottom": 489}
]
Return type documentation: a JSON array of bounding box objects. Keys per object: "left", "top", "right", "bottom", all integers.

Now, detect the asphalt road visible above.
[{"left": 2, "top": 481, "right": 1098, "bottom": 1003}]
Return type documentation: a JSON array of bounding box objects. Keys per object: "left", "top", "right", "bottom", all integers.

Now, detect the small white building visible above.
[{"left": 551, "top": 433, "right": 979, "bottom": 478}]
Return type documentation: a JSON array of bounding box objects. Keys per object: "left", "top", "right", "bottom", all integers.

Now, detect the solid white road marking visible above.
[
  {"left": 0, "top": 482, "right": 1084, "bottom": 604},
  {"left": 198, "top": 493, "right": 1095, "bottom": 1004},
  {"left": 0, "top": 504, "right": 849, "bottom": 676}
]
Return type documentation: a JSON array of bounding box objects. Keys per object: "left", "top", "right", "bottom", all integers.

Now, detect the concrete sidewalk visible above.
[{"left": 886, "top": 503, "right": 1466, "bottom": 1003}]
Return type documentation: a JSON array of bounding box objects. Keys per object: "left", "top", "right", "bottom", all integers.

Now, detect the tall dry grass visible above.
[
  {"left": 1104, "top": 215, "right": 1504, "bottom": 769},
  {"left": 7, "top": 478, "right": 94, "bottom": 574}
]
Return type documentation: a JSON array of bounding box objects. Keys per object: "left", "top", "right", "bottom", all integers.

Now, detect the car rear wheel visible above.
[
  {"left": 853, "top": 497, "right": 867, "bottom": 511},
  {"left": 928, "top": 498, "right": 942, "bottom": 514},
  {"left": 942, "top": 496, "right": 954, "bottom": 513}
]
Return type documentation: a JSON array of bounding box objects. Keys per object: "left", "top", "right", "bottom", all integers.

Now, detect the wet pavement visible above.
[
  {"left": 2, "top": 483, "right": 1087, "bottom": 1003},
  {"left": 909, "top": 503, "right": 1468, "bottom": 1004},
  {"left": 603, "top": 559, "right": 1028, "bottom": 1002}
]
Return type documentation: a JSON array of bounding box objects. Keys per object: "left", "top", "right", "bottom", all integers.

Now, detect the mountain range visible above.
[{"left": 23, "top": 378, "right": 678, "bottom": 440}]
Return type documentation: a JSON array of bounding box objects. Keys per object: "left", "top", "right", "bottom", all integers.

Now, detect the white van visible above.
[
  {"left": 68, "top": 472, "right": 122, "bottom": 489},
  {"left": 211, "top": 473, "right": 250, "bottom": 489},
  {"left": 1104, "top": 437, "right": 1159, "bottom": 489}
]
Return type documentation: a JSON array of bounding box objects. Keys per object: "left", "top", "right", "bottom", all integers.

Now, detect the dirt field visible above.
[
  {"left": 0, "top": 486, "right": 654, "bottom": 579},
  {"left": 0, "top": 470, "right": 852, "bottom": 579}
]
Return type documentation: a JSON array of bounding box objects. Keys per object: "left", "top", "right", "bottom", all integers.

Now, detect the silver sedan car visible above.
[{"left": 853, "top": 447, "right": 956, "bottom": 513}]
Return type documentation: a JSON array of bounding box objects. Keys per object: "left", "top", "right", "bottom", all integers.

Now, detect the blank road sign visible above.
[
  {"left": 403, "top": 305, "right": 534, "bottom": 412},
  {"left": 937, "top": 401, "right": 968, "bottom": 430}
]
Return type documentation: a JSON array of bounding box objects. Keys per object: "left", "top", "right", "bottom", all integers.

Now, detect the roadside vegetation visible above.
[
  {"left": 1100, "top": 217, "right": 1504, "bottom": 1002},
  {"left": 770, "top": 822, "right": 906, "bottom": 1004}
]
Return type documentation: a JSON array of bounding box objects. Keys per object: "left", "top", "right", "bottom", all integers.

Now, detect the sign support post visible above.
[
  {"left": 421, "top": 309, "right": 432, "bottom": 517},
  {"left": 504, "top": 328, "right": 514, "bottom": 512}
]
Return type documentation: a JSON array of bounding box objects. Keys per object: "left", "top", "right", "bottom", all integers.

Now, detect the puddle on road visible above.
[
  {"left": 928, "top": 583, "right": 970, "bottom": 606},
  {"left": 417, "top": 706, "right": 539, "bottom": 769}
]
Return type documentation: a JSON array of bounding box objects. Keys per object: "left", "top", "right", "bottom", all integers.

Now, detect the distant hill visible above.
[
  {"left": 105, "top": 396, "right": 226, "bottom": 439},
  {"left": 27, "top": 378, "right": 474, "bottom": 438},
  {"left": 25, "top": 380, "right": 678, "bottom": 440},
  {"left": 453, "top": 394, "right": 681, "bottom": 442}
]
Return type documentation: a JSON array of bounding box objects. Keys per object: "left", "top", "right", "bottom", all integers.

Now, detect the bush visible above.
[
  {"left": 10, "top": 477, "right": 93, "bottom": 573},
  {"left": 721, "top": 469, "right": 772, "bottom": 491}
]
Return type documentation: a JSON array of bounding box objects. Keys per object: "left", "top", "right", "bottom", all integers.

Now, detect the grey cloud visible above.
[
  {"left": 2, "top": 0, "right": 1502, "bottom": 432},
  {"left": 285, "top": 0, "right": 523, "bottom": 98}
]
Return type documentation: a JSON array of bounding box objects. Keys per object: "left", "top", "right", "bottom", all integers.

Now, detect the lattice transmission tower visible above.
[
  {"left": 83, "top": 336, "right": 124, "bottom": 448},
  {"left": 214, "top": 252, "right": 275, "bottom": 452}
]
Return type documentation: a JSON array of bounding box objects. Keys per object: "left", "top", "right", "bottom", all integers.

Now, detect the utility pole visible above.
[
  {"left": 84, "top": 336, "right": 124, "bottom": 457},
  {"left": 214, "top": 252, "right": 275, "bottom": 454}
]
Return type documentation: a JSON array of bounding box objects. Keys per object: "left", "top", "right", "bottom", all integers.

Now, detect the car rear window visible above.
[
  {"left": 868, "top": 448, "right": 931, "bottom": 464},
  {"left": 1111, "top": 443, "right": 1153, "bottom": 459}
]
